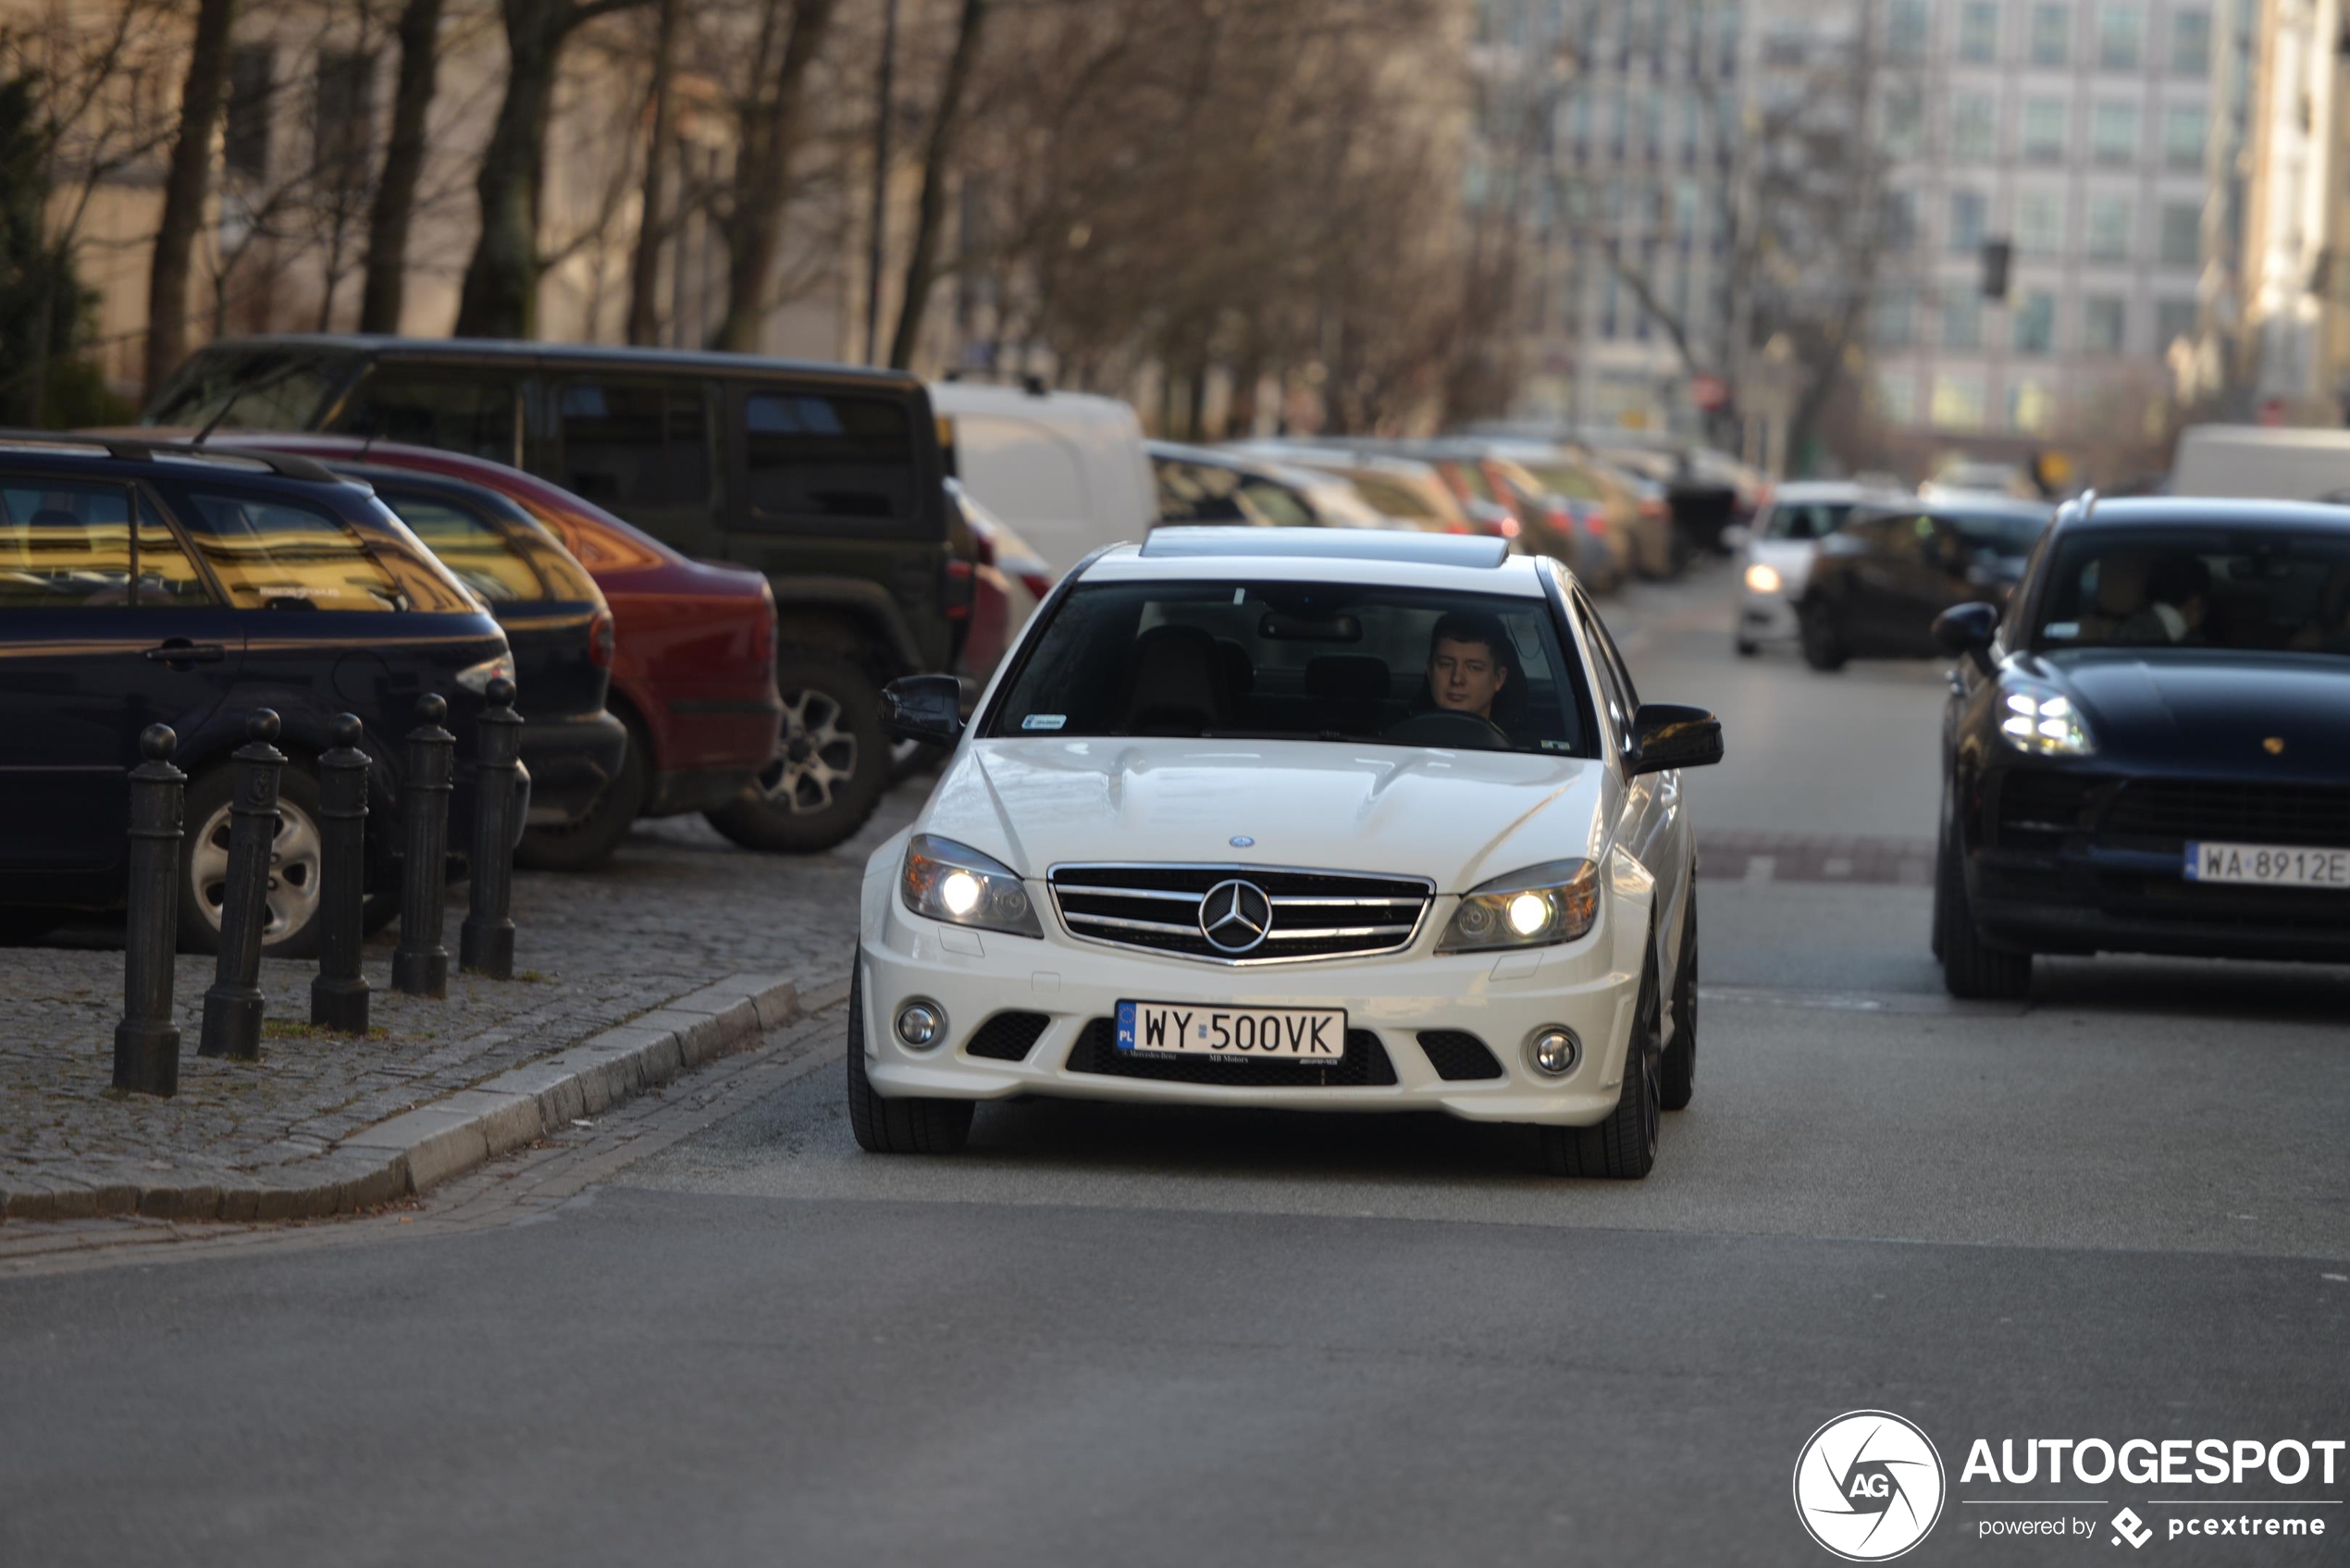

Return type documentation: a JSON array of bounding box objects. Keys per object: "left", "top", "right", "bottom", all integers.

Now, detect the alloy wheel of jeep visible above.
[
  {"left": 759, "top": 685, "right": 860, "bottom": 816},
  {"left": 191, "top": 795, "right": 322, "bottom": 945}
]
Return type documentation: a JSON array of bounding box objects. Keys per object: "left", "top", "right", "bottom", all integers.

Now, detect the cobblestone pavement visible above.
[{"left": 0, "top": 785, "right": 922, "bottom": 1210}]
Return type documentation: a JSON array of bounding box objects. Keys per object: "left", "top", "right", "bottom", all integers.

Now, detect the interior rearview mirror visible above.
[
  {"left": 880, "top": 674, "right": 964, "bottom": 747},
  {"left": 1626, "top": 703, "right": 1724, "bottom": 776}
]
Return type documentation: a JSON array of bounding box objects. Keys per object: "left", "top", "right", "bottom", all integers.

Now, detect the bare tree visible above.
[
  {"left": 623, "top": 0, "right": 679, "bottom": 343},
  {"left": 144, "top": 0, "right": 239, "bottom": 392},
  {"left": 708, "top": 0, "right": 835, "bottom": 352},
  {"left": 360, "top": 0, "right": 446, "bottom": 332},
  {"left": 884, "top": 0, "right": 986, "bottom": 368}
]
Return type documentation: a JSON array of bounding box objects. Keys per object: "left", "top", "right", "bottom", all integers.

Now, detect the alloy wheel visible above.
[
  {"left": 191, "top": 796, "right": 323, "bottom": 942},
  {"left": 757, "top": 685, "right": 860, "bottom": 816}
]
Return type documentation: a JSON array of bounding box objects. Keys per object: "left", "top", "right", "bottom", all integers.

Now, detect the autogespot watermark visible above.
[{"left": 1795, "top": 1414, "right": 2344, "bottom": 1556}]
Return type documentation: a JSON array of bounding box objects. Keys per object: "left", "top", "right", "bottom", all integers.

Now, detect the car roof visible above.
[
  {"left": 0, "top": 428, "right": 350, "bottom": 486},
  {"left": 2057, "top": 495, "right": 2350, "bottom": 532},
  {"left": 1097, "top": 526, "right": 1536, "bottom": 594},
  {"left": 180, "top": 333, "right": 922, "bottom": 391},
  {"left": 323, "top": 460, "right": 538, "bottom": 524},
  {"left": 1770, "top": 481, "right": 1905, "bottom": 502}
]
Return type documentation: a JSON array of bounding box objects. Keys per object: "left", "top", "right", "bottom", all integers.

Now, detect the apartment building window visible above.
[
  {"left": 1882, "top": 190, "right": 1918, "bottom": 253},
  {"left": 1952, "top": 93, "right": 1998, "bottom": 161},
  {"left": 2158, "top": 200, "right": 2201, "bottom": 265},
  {"left": 2029, "top": 3, "right": 2071, "bottom": 66},
  {"left": 1943, "top": 290, "right": 1984, "bottom": 349},
  {"left": 314, "top": 51, "right": 376, "bottom": 182},
  {"left": 1949, "top": 190, "right": 1988, "bottom": 253},
  {"left": 1932, "top": 371, "right": 1989, "bottom": 431},
  {"left": 1959, "top": 1, "right": 1999, "bottom": 62},
  {"left": 2016, "top": 191, "right": 2064, "bottom": 254},
  {"left": 1887, "top": 0, "right": 1930, "bottom": 63},
  {"left": 2155, "top": 298, "right": 2198, "bottom": 352},
  {"left": 2170, "top": 6, "right": 2210, "bottom": 73},
  {"left": 2022, "top": 97, "right": 2067, "bottom": 161},
  {"left": 2092, "top": 101, "right": 2139, "bottom": 165},
  {"left": 1876, "top": 369, "right": 1920, "bottom": 426},
  {"left": 2083, "top": 294, "right": 2126, "bottom": 352},
  {"left": 223, "top": 46, "right": 272, "bottom": 181},
  {"left": 2010, "top": 379, "right": 2055, "bottom": 433},
  {"left": 2097, "top": 3, "right": 2141, "bottom": 68},
  {"left": 1874, "top": 289, "right": 1916, "bottom": 349},
  {"left": 2086, "top": 194, "right": 2132, "bottom": 260},
  {"left": 1885, "top": 87, "right": 1924, "bottom": 159},
  {"left": 2014, "top": 290, "right": 2058, "bottom": 352},
  {"left": 2163, "top": 104, "right": 2207, "bottom": 171}
]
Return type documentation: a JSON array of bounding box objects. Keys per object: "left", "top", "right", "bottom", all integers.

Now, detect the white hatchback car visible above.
[
  {"left": 1735, "top": 481, "right": 1911, "bottom": 655},
  {"left": 852, "top": 529, "right": 1723, "bottom": 1177}
]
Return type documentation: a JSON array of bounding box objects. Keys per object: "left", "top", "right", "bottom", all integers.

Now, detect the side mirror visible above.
[
  {"left": 1932, "top": 601, "right": 1999, "bottom": 673},
  {"left": 880, "top": 674, "right": 964, "bottom": 747},
  {"left": 1719, "top": 523, "right": 1750, "bottom": 551},
  {"left": 1626, "top": 702, "right": 1724, "bottom": 775}
]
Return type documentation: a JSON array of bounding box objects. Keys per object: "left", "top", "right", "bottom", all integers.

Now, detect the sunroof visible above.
[{"left": 1139, "top": 526, "right": 1511, "bottom": 569}]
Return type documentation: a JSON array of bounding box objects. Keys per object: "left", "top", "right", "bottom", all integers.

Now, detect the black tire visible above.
[
  {"left": 516, "top": 720, "right": 647, "bottom": 872},
  {"left": 179, "top": 762, "right": 326, "bottom": 960},
  {"left": 1799, "top": 605, "right": 1849, "bottom": 672},
  {"left": 844, "top": 963, "right": 974, "bottom": 1154},
  {"left": 362, "top": 889, "right": 402, "bottom": 940},
  {"left": 0, "top": 907, "right": 63, "bottom": 945},
  {"left": 1659, "top": 888, "right": 1698, "bottom": 1111},
  {"left": 1537, "top": 946, "right": 1663, "bottom": 1179},
  {"left": 1936, "top": 821, "right": 2032, "bottom": 1000},
  {"left": 707, "top": 648, "right": 888, "bottom": 854},
  {"left": 1734, "top": 636, "right": 1760, "bottom": 658}
]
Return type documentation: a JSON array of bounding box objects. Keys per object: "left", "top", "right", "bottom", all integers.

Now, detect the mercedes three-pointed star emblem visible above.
[{"left": 1198, "top": 878, "right": 1274, "bottom": 954}]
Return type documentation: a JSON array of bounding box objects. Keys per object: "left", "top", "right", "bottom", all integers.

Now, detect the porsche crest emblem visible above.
[{"left": 2263, "top": 736, "right": 2286, "bottom": 756}]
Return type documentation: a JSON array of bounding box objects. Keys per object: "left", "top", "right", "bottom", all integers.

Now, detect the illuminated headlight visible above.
[
  {"left": 1438, "top": 859, "right": 1599, "bottom": 952},
  {"left": 1998, "top": 686, "right": 2095, "bottom": 756},
  {"left": 454, "top": 654, "right": 515, "bottom": 695},
  {"left": 1744, "top": 562, "right": 1784, "bottom": 595},
  {"left": 900, "top": 833, "right": 1042, "bottom": 937}
]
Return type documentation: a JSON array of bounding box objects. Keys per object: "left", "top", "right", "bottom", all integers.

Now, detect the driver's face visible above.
[{"left": 1429, "top": 637, "right": 1506, "bottom": 720}]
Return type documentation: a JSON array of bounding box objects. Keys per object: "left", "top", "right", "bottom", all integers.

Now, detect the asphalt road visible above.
[{"left": 5, "top": 562, "right": 2347, "bottom": 1568}]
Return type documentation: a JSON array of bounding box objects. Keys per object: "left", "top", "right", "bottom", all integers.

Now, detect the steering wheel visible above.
[{"left": 1379, "top": 709, "right": 1511, "bottom": 751}]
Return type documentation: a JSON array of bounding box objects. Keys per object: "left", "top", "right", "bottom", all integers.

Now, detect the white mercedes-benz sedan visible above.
[{"left": 850, "top": 528, "right": 1723, "bottom": 1178}]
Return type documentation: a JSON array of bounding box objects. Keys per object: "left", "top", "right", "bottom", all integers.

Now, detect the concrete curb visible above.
[{"left": 1, "top": 972, "right": 851, "bottom": 1225}]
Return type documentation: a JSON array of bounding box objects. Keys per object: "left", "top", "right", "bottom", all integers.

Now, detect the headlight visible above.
[
  {"left": 1744, "top": 562, "right": 1783, "bottom": 595},
  {"left": 1437, "top": 858, "right": 1599, "bottom": 952},
  {"left": 454, "top": 654, "right": 515, "bottom": 695},
  {"left": 1998, "top": 685, "right": 2095, "bottom": 756},
  {"left": 900, "top": 833, "right": 1042, "bottom": 938}
]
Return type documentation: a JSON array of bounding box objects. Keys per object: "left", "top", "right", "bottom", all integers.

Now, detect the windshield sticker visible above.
[
  {"left": 1232, "top": 588, "right": 1245, "bottom": 604},
  {"left": 1021, "top": 714, "right": 1068, "bottom": 731}
]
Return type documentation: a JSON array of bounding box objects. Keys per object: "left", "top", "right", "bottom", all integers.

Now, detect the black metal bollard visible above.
[
  {"left": 197, "top": 710, "right": 286, "bottom": 1061},
  {"left": 460, "top": 678, "right": 523, "bottom": 981},
  {"left": 310, "top": 713, "right": 372, "bottom": 1032},
  {"left": 114, "top": 724, "right": 186, "bottom": 1095},
  {"left": 392, "top": 693, "right": 454, "bottom": 998}
]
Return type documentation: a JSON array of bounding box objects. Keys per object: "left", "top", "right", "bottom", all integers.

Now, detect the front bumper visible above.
[
  {"left": 856, "top": 868, "right": 1651, "bottom": 1126},
  {"left": 1970, "top": 848, "right": 2350, "bottom": 964},
  {"left": 519, "top": 710, "right": 629, "bottom": 827},
  {"left": 1737, "top": 589, "right": 1800, "bottom": 644}
]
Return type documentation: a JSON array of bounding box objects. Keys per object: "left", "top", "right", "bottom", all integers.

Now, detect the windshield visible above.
[
  {"left": 2034, "top": 527, "right": 2350, "bottom": 654},
  {"left": 144, "top": 346, "right": 349, "bottom": 431},
  {"left": 1762, "top": 500, "right": 1858, "bottom": 541},
  {"left": 987, "top": 580, "right": 1594, "bottom": 757}
]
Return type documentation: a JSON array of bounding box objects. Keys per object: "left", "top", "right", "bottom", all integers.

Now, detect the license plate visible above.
[
  {"left": 1116, "top": 1001, "right": 1347, "bottom": 1059},
  {"left": 2183, "top": 841, "right": 2350, "bottom": 889}
]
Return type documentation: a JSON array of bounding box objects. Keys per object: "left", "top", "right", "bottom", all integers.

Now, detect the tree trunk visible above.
[
  {"left": 454, "top": 0, "right": 567, "bottom": 339},
  {"left": 884, "top": 0, "right": 986, "bottom": 370},
  {"left": 143, "top": 0, "right": 239, "bottom": 394},
  {"left": 624, "top": 0, "right": 681, "bottom": 344},
  {"left": 711, "top": 0, "right": 837, "bottom": 352},
  {"left": 361, "top": 0, "right": 446, "bottom": 334}
]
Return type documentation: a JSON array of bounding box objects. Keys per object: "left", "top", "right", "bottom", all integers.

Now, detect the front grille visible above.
[
  {"left": 1996, "top": 771, "right": 2101, "bottom": 846},
  {"left": 963, "top": 1011, "right": 1051, "bottom": 1062},
  {"left": 2103, "top": 780, "right": 2350, "bottom": 850},
  {"left": 1048, "top": 863, "right": 1433, "bottom": 965},
  {"left": 1064, "top": 1019, "right": 1397, "bottom": 1087},
  {"left": 1417, "top": 1031, "right": 1504, "bottom": 1081}
]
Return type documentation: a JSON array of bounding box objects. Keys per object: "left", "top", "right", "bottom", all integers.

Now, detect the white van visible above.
[
  {"left": 928, "top": 380, "right": 1156, "bottom": 573},
  {"left": 2171, "top": 425, "right": 2350, "bottom": 500}
]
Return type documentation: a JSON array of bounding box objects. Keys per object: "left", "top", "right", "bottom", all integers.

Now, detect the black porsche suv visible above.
[
  {"left": 1931, "top": 496, "right": 2350, "bottom": 998},
  {"left": 145, "top": 336, "right": 973, "bottom": 850}
]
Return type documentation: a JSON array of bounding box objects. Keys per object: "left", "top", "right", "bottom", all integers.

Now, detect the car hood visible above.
[
  {"left": 2025, "top": 650, "right": 2350, "bottom": 779},
  {"left": 920, "top": 739, "right": 1608, "bottom": 892}
]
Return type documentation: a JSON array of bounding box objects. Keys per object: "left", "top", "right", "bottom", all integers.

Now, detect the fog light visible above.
[
  {"left": 895, "top": 1000, "right": 945, "bottom": 1048},
  {"left": 1527, "top": 1026, "right": 1580, "bottom": 1077}
]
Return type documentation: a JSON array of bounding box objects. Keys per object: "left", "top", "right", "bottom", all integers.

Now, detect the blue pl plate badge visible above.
[
  {"left": 1021, "top": 713, "right": 1067, "bottom": 731},
  {"left": 1116, "top": 1000, "right": 1137, "bottom": 1051}
]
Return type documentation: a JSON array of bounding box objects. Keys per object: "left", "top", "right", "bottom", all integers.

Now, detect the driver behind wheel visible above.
[{"left": 1427, "top": 611, "right": 1513, "bottom": 723}]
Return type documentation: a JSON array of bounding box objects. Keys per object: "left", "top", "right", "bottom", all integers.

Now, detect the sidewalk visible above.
[{"left": 0, "top": 797, "right": 915, "bottom": 1223}]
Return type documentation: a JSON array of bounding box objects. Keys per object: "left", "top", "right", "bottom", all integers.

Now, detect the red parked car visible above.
[{"left": 227, "top": 437, "right": 781, "bottom": 869}]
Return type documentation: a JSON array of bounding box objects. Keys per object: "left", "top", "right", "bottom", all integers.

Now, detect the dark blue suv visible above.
[{"left": 0, "top": 436, "right": 522, "bottom": 957}]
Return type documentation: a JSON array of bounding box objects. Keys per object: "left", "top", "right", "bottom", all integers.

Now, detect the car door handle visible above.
[{"left": 143, "top": 640, "right": 226, "bottom": 664}]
